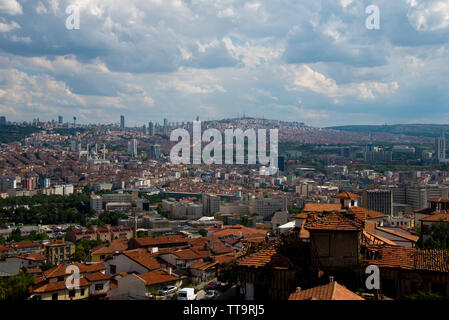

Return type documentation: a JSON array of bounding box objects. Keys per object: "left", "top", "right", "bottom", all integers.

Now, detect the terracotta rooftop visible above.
[
  {"left": 305, "top": 212, "right": 363, "bottom": 231},
  {"left": 375, "top": 227, "right": 419, "bottom": 242},
  {"left": 189, "top": 259, "right": 218, "bottom": 270},
  {"left": 137, "top": 270, "right": 179, "bottom": 286},
  {"left": 333, "top": 192, "right": 360, "bottom": 200},
  {"left": 85, "top": 272, "right": 111, "bottom": 282},
  {"left": 236, "top": 246, "right": 291, "bottom": 270},
  {"left": 349, "top": 207, "right": 386, "bottom": 220},
  {"left": 364, "top": 246, "right": 449, "bottom": 272},
  {"left": 43, "top": 262, "right": 106, "bottom": 279},
  {"left": 362, "top": 230, "right": 398, "bottom": 246},
  {"left": 429, "top": 198, "right": 449, "bottom": 203},
  {"left": 171, "top": 248, "right": 202, "bottom": 260},
  {"left": 288, "top": 281, "right": 364, "bottom": 300},
  {"left": 12, "top": 253, "right": 46, "bottom": 261},
  {"left": 303, "top": 203, "right": 341, "bottom": 213},
  {"left": 26, "top": 268, "right": 42, "bottom": 274},
  {"left": 419, "top": 212, "right": 449, "bottom": 222},
  {"left": 134, "top": 235, "right": 188, "bottom": 247},
  {"left": 209, "top": 225, "right": 268, "bottom": 239},
  {"left": 91, "top": 238, "right": 129, "bottom": 255},
  {"left": 123, "top": 249, "right": 161, "bottom": 270},
  {"left": 33, "top": 278, "right": 90, "bottom": 294}
]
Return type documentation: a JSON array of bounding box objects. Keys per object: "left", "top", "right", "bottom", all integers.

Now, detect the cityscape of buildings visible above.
[{"left": 0, "top": 114, "right": 449, "bottom": 302}]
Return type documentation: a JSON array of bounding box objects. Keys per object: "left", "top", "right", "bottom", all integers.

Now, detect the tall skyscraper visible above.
[
  {"left": 120, "top": 115, "right": 125, "bottom": 129},
  {"left": 163, "top": 118, "right": 168, "bottom": 128},
  {"left": 148, "top": 121, "right": 154, "bottom": 136},
  {"left": 435, "top": 130, "right": 448, "bottom": 163},
  {"left": 58, "top": 116, "right": 63, "bottom": 125},
  {"left": 142, "top": 125, "right": 147, "bottom": 135},
  {"left": 128, "top": 139, "right": 137, "bottom": 157},
  {"left": 149, "top": 144, "right": 161, "bottom": 159},
  {"left": 0, "top": 116, "right": 6, "bottom": 126}
]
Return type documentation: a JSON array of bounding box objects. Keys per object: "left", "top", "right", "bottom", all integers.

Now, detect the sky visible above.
[{"left": 1, "top": 0, "right": 449, "bottom": 127}]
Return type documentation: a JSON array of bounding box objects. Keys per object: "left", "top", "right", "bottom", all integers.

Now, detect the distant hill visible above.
[
  {"left": 326, "top": 124, "right": 449, "bottom": 138},
  {"left": 0, "top": 125, "right": 41, "bottom": 144}
]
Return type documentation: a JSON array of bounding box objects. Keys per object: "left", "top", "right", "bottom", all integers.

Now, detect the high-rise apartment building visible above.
[
  {"left": 149, "top": 144, "right": 161, "bottom": 159},
  {"left": 0, "top": 116, "right": 6, "bottom": 126},
  {"left": 148, "top": 121, "right": 154, "bottom": 136},
  {"left": 58, "top": 115, "right": 63, "bottom": 124},
  {"left": 128, "top": 139, "right": 137, "bottom": 157},
  {"left": 362, "top": 189, "right": 393, "bottom": 215},
  {"left": 120, "top": 115, "right": 125, "bottom": 129},
  {"left": 202, "top": 194, "right": 221, "bottom": 215},
  {"left": 435, "top": 130, "right": 448, "bottom": 163}
]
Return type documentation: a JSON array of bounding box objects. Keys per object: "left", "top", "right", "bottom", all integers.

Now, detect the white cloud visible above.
[
  {"left": 0, "top": 20, "right": 19, "bottom": 32},
  {"left": 285, "top": 64, "right": 399, "bottom": 100},
  {"left": 0, "top": 0, "right": 22, "bottom": 15},
  {"left": 407, "top": 0, "right": 449, "bottom": 31}
]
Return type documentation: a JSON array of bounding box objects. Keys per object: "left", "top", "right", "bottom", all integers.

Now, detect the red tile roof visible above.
[
  {"left": 43, "top": 262, "right": 105, "bottom": 279},
  {"left": 375, "top": 227, "right": 419, "bottom": 242},
  {"left": 349, "top": 207, "right": 386, "bottom": 220},
  {"left": 123, "top": 250, "right": 161, "bottom": 270},
  {"left": 289, "top": 281, "right": 364, "bottom": 300},
  {"left": 305, "top": 212, "right": 363, "bottom": 231},
  {"left": 32, "top": 278, "right": 90, "bottom": 293},
  {"left": 333, "top": 192, "right": 360, "bottom": 200},
  {"left": 172, "top": 248, "right": 202, "bottom": 260},
  {"left": 26, "top": 268, "right": 42, "bottom": 274},
  {"left": 420, "top": 212, "right": 449, "bottom": 222},
  {"left": 91, "top": 238, "right": 129, "bottom": 255},
  {"left": 364, "top": 246, "right": 449, "bottom": 272},
  {"left": 134, "top": 235, "right": 188, "bottom": 247},
  {"left": 189, "top": 259, "right": 218, "bottom": 270},
  {"left": 85, "top": 272, "right": 111, "bottom": 282},
  {"left": 136, "top": 270, "right": 179, "bottom": 286},
  {"left": 236, "top": 246, "right": 291, "bottom": 269},
  {"left": 303, "top": 203, "right": 341, "bottom": 213}
]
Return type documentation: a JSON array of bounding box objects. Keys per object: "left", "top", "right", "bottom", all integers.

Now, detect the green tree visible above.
[
  {"left": 240, "top": 216, "right": 250, "bottom": 227},
  {"left": 422, "top": 221, "right": 449, "bottom": 249},
  {"left": 7, "top": 228, "right": 22, "bottom": 242},
  {"left": 408, "top": 290, "right": 444, "bottom": 300},
  {"left": 218, "top": 262, "right": 236, "bottom": 285},
  {"left": 198, "top": 229, "right": 207, "bottom": 237},
  {"left": 2, "top": 271, "right": 35, "bottom": 300}
]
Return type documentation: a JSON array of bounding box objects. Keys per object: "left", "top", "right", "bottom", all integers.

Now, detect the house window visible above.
[
  {"left": 110, "top": 265, "right": 116, "bottom": 274},
  {"left": 81, "top": 288, "right": 85, "bottom": 296},
  {"left": 69, "top": 290, "right": 75, "bottom": 298},
  {"left": 95, "top": 283, "right": 104, "bottom": 291},
  {"left": 52, "top": 293, "right": 58, "bottom": 300},
  {"left": 58, "top": 276, "right": 64, "bottom": 282},
  {"left": 100, "top": 255, "right": 105, "bottom": 260}
]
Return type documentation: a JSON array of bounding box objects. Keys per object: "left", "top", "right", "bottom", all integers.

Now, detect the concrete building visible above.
[
  {"left": 90, "top": 195, "right": 103, "bottom": 214},
  {"left": 128, "top": 139, "right": 138, "bottom": 157},
  {"left": 202, "top": 194, "right": 220, "bottom": 215},
  {"left": 435, "top": 130, "right": 448, "bottom": 163},
  {"left": 148, "top": 121, "right": 154, "bottom": 136},
  {"left": 255, "top": 197, "right": 287, "bottom": 219},
  {"left": 0, "top": 176, "right": 17, "bottom": 192},
  {"left": 149, "top": 144, "right": 161, "bottom": 159},
  {"left": 362, "top": 189, "right": 393, "bottom": 216}
]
